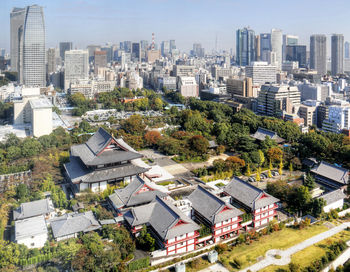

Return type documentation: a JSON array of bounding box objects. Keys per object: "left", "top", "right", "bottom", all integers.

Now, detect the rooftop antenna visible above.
[{"left": 215, "top": 33, "right": 218, "bottom": 53}]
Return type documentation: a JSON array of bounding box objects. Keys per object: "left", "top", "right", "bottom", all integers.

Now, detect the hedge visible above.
[{"left": 128, "top": 256, "right": 150, "bottom": 271}]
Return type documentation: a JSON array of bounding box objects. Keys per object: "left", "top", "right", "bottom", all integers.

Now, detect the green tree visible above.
[
  {"left": 6, "top": 146, "right": 21, "bottom": 160},
  {"left": 188, "top": 135, "right": 209, "bottom": 156},
  {"left": 136, "top": 226, "right": 156, "bottom": 252},
  {"left": 304, "top": 173, "right": 316, "bottom": 190}
]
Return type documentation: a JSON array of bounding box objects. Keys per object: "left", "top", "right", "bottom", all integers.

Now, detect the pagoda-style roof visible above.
[
  {"left": 70, "top": 128, "right": 143, "bottom": 166},
  {"left": 64, "top": 156, "right": 148, "bottom": 184}
]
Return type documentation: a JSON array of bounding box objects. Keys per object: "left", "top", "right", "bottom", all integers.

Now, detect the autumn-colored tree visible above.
[
  {"left": 188, "top": 135, "right": 209, "bottom": 155},
  {"left": 279, "top": 159, "right": 283, "bottom": 175},
  {"left": 267, "top": 147, "right": 283, "bottom": 162},
  {"left": 245, "top": 163, "right": 252, "bottom": 176},
  {"left": 216, "top": 145, "right": 225, "bottom": 155},
  {"left": 256, "top": 167, "right": 261, "bottom": 182},
  {"left": 171, "top": 130, "right": 190, "bottom": 140},
  {"left": 225, "top": 156, "right": 246, "bottom": 173},
  {"left": 144, "top": 131, "right": 162, "bottom": 146},
  {"left": 120, "top": 115, "right": 146, "bottom": 135}
]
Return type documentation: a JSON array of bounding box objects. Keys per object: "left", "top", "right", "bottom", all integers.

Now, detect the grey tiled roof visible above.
[
  {"left": 250, "top": 127, "right": 285, "bottom": 143},
  {"left": 64, "top": 156, "right": 148, "bottom": 184},
  {"left": 15, "top": 215, "right": 48, "bottom": 241},
  {"left": 50, "top": 211, "right": 101, "bottom": 239},
  {"left": 124, "top": 196, "right": 200, "bottom": 241},
  {"left": 70, "top": 127, "right": 143, "bottom": 166},
  {"left": 13, "top": 199, "right": 54, "bottom": 220},
  {"left": 318, "top": 189, "right": 347, "bottom": 205},
  {"left": 108, "top": 176, "right": 167, "bottom": 209},
  {"left": 224, "top": 177, "right": 279, "bottom": 210},
  {"left": 311, "top": 161, "right": 349, "bottom": 185},
  {"left": 187, "top": 185, "right": 243, "bottom": 224}
]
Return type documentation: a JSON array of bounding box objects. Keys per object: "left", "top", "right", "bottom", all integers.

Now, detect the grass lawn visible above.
[
  {"left": 219, "top": 224, "right": 328, "bottom": 271},
  {"left": 259, "top": 229, "right": 350, "bottom": 272}
]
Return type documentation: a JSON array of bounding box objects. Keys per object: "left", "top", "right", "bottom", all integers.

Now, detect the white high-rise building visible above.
[
  {"left": 178, "top": 77, "right": 198, "bottom": 97},
  {"left": 64, "top": 50, "right": 89, "bottom": 90},
  {"left": 246, "top": 61, "right": 277, "bottom": 85},
  {"left": 271, "top": 29, "right": 283, "bottom": 71}
]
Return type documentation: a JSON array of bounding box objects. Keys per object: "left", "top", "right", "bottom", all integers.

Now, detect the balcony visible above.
[
  {"left": 254, "top": 204, "right": 278, "bottom": 216},
  {"left": 165, "top": 231, "right": 200, "bottom": 247},
  {"left": 213, "top": 217, "right": 243, "bottom": 231},
  {"left": 254, "top": 210, "right": 277, "bottom": 221},
  {"left": 214, "top": 225, "right": 242, "bottom": 237}
]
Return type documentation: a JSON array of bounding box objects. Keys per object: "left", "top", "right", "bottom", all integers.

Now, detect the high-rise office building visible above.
[
  {"left": 260, "top": 33, "right": 271, "bottom": 62},
  {"left": 286, "top": 45, "right": 307, "bottom": 68},
  {"left": 47, "top": 48, "right": 57, "bottom": 75},
  {"left": 271, "top": 29, "right": 283, "bottom": 70},
  {"left": 123, "top": 41, "right": 132, "bottom": 53},
  {"left": 161, "top": 41, "right": 170, "bottom": 57},
  {"left": 331, "top": 34, "right": 344, "bottom": 76},
  {"left": 282, "top": 34, "right": 298, "bottom": 61},
  {"left": 101, "top": 46, "right": 113, "bottom": 63},
  {"left": 140, "top": 40, "right": 149, "bottom": 51},
  {"left": 255, "top": 35, "right": 261, "bottom": 61},
  {"left": 236, "top": 27, "right": 255, "bottom": 66},
  {"left": 59, "top": 42, "right": 72, "bottom": 62},
  {"left": 87, "top": 45, "right": 101, "bottom": 63},
  {"left": 170, "top": 40, "right": 176, "bottom": 53},
  {"left": 10, "top": 7, "right": 25, "bottom": 72},
  {"left": 310, "top": 34, "right": 327, "bottom": 75},
  {"left": 192, "top": 43, "right": 204, "bottom": 57},
  {"left": 20, "top": 5, "right": 46, "bottom": 87},
  {"left": 246, "top": 62, "right": 277, "bottom": 85},
  {"left": 64, "top": 50, "right": 89, "bottom": 90},
  {"left": 131, "top": 42, "right": 141, "bottom": 62},
  {"left": 345, "top": 42, "right": 350, "bottom": 59},
  {"left": 94, "top": 50, "right": 107, "bottom": 74}
]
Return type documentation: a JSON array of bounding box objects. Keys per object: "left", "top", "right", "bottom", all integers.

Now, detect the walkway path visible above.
[{"left": 239, "top": 222, "right": 350, "bottom": 272}]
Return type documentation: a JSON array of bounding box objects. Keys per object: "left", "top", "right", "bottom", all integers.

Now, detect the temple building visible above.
[{"left": 64, "top": 127, "right": 149, "bottom": 193}]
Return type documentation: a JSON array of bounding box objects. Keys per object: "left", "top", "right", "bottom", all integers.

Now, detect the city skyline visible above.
[{"left": 2, "top": 0, "right": 350, "bottom": 54}]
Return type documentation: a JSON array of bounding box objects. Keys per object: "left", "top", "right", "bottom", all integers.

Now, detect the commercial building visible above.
[
  {"left": 178, "top": 76, "right": 198, "bottom": 97},
  {"left": 69, "top": 79, "right": 116, "bottom": 99},
  {"left": 316, "top": 104, "right": 329, "bottom": 128},
  {"left": 64, "top": 50, "right": 89, "bottom": 90},
  {"left": 223, "top": 177, "right": 279, "bottom": 228},
  {"left": 246, "top": 62, "right": 277, "bottom": 85},
  {"left": 14, "top": 5, "right": 46, "bottom": 86},
  {"left": 257, "top": 84, "right": 301, "bottom": 117},
  {"left": 260, "top": 33, "right": 271, "bottom": 62},
  {"left": 297, "top": 81, "right": 328, "bottom": 101},
  {"left": 331, "top": 34, "right": 344, "bottom": 76},
  {"left": 286, "top": 45, "right": 307, "bottom": 68},
  {"left": 271, "top": 29, "right": 283, "bottom": 70},
  {"left": 94, "top": 50, "right": 107, "bottom": 75},
  {"left": 161, "top": 41, "right": 170, "bottom": 57},
  {"left": 236, "top": 27, "right": 256, "bottom": 66},
  {"left": 282, "top": 34, "right": 299, "bottom": 61},
  {"left": 192, "top": 43, "right": 205, "bottom": 57},
  {"left": 226, "top": 77, "right": 253, "bottom": 97},
  {"left": 310, "top": 35, "right": 327, "bottom": 75},
  {"left": 64, "top": 127, "right": 148, "bottom": 193},
  {"left": 298, "top": 105, "right": 317, "bottom": 127},
  {"left": 322, "top": 105, "right": 350, "bottom": 133},
  {"left": 147, "top": 50, "right": 161, "bottom": 63},
  {"left": 10, "top": 7, "right": 26, "bottom": 72},
  {"left": 13, "top": 87, "right": 53, "bottom": 137},
  {"left": 59, "top": 42, "right": 72, "bottom": 62},
  {"left": 46, "top": 48, "right": 57, "bottom": 75},
  {"left": 131, "top": 42, "right": 141, "bottom": 62},
  {"left": 173, "top": 65, "right": 195, "bottom": 77}
]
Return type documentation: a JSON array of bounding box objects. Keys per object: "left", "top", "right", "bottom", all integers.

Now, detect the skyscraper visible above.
[
  {"left": 345, "top": 42, "right": 350, "bottom": 59},
  {"left": 47, "top": 48, "right": 57, "bottom": 75},
  {"left": 131, "top": 42, "right": 141, "bottom": 62},
  {"left": 236, "top": 27, "right": 255, "bottom": 66},
  {"left": 271, "top": 29, "right": 283, "bottom": 70},
  {"left": 286, "top": 45, "right": 307, "bottom": 68},
  {"left": 94, "top": 50, "right": 107, "bottom": 74},
  {"left": 59, "top": 42, "right": 72, "bottom": 62},
  {"left": 260, "top": 33, "right": 271, "bottom": 62},
  {"left": 170, "top": 40, "right": 176, "bottom": 53},
  {"left": 21, "top": 5, "right": 46, "bottom": 87},
  {"left": 310, "top": 34, "right": 327, "bottom": 75},
  {"left": 10, "top": 7, "right": 25, "bottom": 72},
  {"left": 331, "top": 34, "right": 344, "bottom": 76},
  {"left": 64, "top": 50, "right": 89, "bottom": 90},
  {"left": 282, "top": 34, "right": 298, "bottom": 61},
  {"left": 161, "top": 41, "right": 170, "bottom": 57}
]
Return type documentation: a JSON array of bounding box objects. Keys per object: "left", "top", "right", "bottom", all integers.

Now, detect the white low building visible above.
[
  {"left": 318, "top": 189, "right": 347, "bottom": 213},
  {"left": 15, "top": 215, "right": 48, "bottom": 248}
]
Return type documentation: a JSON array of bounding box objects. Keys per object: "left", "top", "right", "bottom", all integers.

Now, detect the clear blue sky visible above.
[{"left": 1, "top": 0, "right": 349, "bottom": 54}]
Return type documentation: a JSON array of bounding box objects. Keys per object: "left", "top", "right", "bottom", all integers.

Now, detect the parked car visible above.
[
  {"left": 248, "top": 177, "right": 255, "bottom": 183},
  {"left": 261, "top": 173, "right": 267, "bottom": 179},
  {"left": 272, "top": 171, "right": 279, "bottom": 176}
]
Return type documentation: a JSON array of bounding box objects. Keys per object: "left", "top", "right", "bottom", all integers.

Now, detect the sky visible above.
[{"left": 1, "top": 0, "right": 350, "bottom": 54}]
